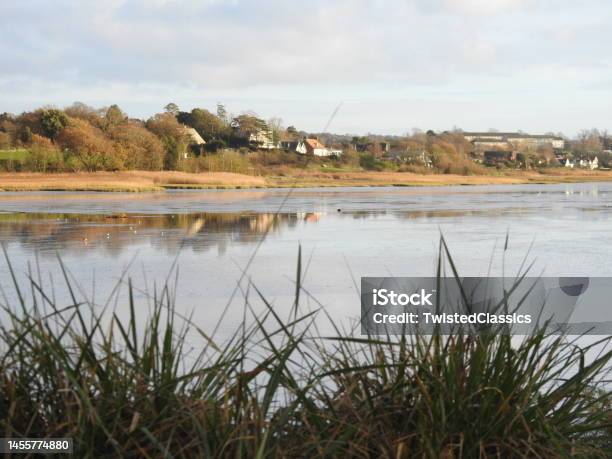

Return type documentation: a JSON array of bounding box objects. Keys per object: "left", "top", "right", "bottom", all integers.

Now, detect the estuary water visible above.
[{"left": 0, "top": 182, "right": 611, "bottom": 336}]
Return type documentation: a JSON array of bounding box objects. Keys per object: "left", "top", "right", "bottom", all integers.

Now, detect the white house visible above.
[
  {"left": 296, "top": 138, "right": 339, "bottom": 157},
  {"left": 248, "top": 129, "right": 277, "bottom": 149}
]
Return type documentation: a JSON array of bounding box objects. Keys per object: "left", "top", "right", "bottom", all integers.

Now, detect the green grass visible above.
[
  {"left": 0, "top": 240, "right": 610, "bottom": 457},
  {"left": 0, "top": 149, "right": 28, "bottom": 161}
]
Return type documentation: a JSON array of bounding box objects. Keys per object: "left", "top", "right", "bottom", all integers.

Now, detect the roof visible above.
[
  {"left": 183, "top": 126, "right": 206, "bottom": 145},
  {"left": 463, "top": 132, "right": 564, "bottom": 141},
  {"left": 305, "top": 138, "right": 325, "bottom": 149}
]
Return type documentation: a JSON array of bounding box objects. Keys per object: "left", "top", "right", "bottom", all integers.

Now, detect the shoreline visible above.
[{"left": 1, "top": 169, "right": 611, "bottom": 192}]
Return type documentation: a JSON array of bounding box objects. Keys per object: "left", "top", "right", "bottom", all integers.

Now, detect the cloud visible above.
[
  {"left": 0, "top": 0, "right": 610, "bottom": 134},
  {"left": 445, "top": 0, "right": 526, "bottom": 15}
]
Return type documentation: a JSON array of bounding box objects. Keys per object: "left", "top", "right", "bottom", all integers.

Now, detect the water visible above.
[{"left": 0, "top": 182, "right": 611, "bottom": 336}]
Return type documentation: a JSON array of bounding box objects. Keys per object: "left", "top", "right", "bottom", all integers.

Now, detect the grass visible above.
[
  {"left": 0, "top": 171, "right": 266, "bottom": 192},
  {"left": 1, "top": 168, "right": 612, "bottom": 192},
  {"left": 0, "top": 149, "right": 28, "bottom": 161},
  {"left": 0, "top": 240, "right": 611, "bottom": 457}
]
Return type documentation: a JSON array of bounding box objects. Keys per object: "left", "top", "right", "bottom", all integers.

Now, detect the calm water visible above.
[{"left": 0, "top": 183, "right": 611, "bottom": 336}]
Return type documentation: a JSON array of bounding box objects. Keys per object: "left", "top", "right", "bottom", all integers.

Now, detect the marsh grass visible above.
[{"left": 0, "top": 242, "right": 611, "bottom": 458}]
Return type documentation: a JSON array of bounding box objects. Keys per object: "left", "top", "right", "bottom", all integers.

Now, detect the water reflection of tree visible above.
[{"left": 0, "top": 212, "right": 321, "bottom": 257}]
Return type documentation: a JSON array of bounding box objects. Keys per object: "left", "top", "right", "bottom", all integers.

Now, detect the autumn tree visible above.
[
  {"left": 109, "top": 121, "right": 165, "bottom": 170},
  {"left": 0, "top": 131, "right": 11, "bottom": 149},
  {"left": 103, "top": 105, "right": 127, "bottom": 132},
  {"left": 575, "top": 129, "right": 603, "bottom": 155},
  {"left": 65, "top": 102, "right": 101, "bottom": 126},
  {"left": 56, "top": 118, "right": 121, "bottom": 171},
  {"left": 146, "top": 113, "right": 189, "bottom": 169}
]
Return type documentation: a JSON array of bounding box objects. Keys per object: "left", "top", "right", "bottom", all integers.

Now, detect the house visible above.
[
  {"left": 473, "top": 139, "right": 509, "bottom": 151},
  {"left": 384, "top": 149, "right": 432, "bottom": 167},
  {"left": 248, "top": 129, "right": 277, "bottom": 149},
  {"left": 483, "top": 150, "right": 516, "bottom": 165},
  {"left": 296, "top": 138, "right": 338, "bottom": 157},
  {"left": 463, "top": 132, "right": 565, "bottom": 150},
  {"left": 279, "top": 140, "right": 299, "bottom": 151},
  {"left": 183, "top": 126, "right": 206, "bottom": 157},
  {"left": 565, "top": 157, "right": 598, "bottom": 169},
  {"left": 183, "top": 126, "right": 206, "bottom": 146},
  {"left": 352, "top": 141, "right": 390, "bottom": 155}
]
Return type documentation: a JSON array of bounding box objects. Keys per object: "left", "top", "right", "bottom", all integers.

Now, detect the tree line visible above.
[{"left": 0, "top": 102, "right": 293, "bottom": 172}]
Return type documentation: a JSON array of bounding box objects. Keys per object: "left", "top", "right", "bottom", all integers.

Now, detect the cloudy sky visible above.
[{"left": 1, "top": 0, "right": 611, "bottom": 135}]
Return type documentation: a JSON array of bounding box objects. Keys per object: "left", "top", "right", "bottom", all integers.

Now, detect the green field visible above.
[{"left": 0, "top": 149, "right": 28, "bottom": 161}]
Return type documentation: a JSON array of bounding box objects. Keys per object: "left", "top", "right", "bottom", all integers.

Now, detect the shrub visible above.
[
  {"left": 109, "top": 121, "right": 165, "bottom": 171},
  {"left": 56, "top": 118, "right": 122, "bottom": 171},
  {"left": 23, "top": 134, "right": 64, "bottom": 172},
  {"left": 359, "top": 153, "right": 385, "bottom": 171},
  {"left": 0, "top": 131, "right": 11, "bottom": 149},
  {"left": 0, "top": 245, "right": 610, "bottom": 457}
]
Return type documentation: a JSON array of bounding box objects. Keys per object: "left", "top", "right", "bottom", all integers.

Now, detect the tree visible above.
[
  {"left": 146, "top": 113, "right": 189, "bottom": 170},
  {"left": 267, "top": 117, "right": 283, "bottom": 143},
  {"left": 65, "top": 102, "right": 101, "bottom": 126},
  {"left": 177, "top": 108, "right": 225, "bottom": 141},
  {"left": 56, "top": 118, "right": 121, "bottom": 171},
  {"left": 216, "top": 103, "right": 227, "bottom": 124},
  {"left": 109, "top": 121, "right": 165, "bottom": 170},
  {"left": 0, "top": 131, "right": 11, "bottom": 149},
  {"left": 164, "top": 103, "right": 179, "bottom": 116},
  {"left": 575, "top": 129, "right": 602, "bottom": 156},
  {"left": 103, "top": 105, "right": 127, "bottom": 131},
  {"left": 231, "top": 114, "right": 267, "bottom": 134},
  {"left": 23, "top": 134, "right": 64, "bottom": 172},
  {"left": 40, "top": 109, "right": 68, "bottom": 139},
  {"left": 19, "top": 127, "right": 33, "bottom": 144},
  {"left": 230, "top": 114, "right": 268, "bottom": 148}
]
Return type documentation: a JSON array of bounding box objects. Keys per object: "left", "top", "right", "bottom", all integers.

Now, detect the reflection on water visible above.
[
  {"left": 0, "top": 212, "right": 324, "bottom": 256},
  {"left": 0, "top": 208, "right": 532, "bottom": 257},
  {"left": 1, "top": 183, "right": 612, "bottom": 337}
]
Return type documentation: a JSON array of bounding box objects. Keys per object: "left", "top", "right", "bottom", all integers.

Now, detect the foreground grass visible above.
[
  {"left": 2, "top": 168, "right": 612, "bottom": 192},
  {"left": 0, "top": 246, "right": 611, "bottom": 458}
]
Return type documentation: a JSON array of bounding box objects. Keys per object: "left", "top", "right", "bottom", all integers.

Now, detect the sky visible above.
[{"left": 1, "top": 0, "right": 611, "bottom": 136}]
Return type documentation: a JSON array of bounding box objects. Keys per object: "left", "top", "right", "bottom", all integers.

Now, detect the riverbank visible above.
[{"left": 1, "top": 169, "right": 611, "bottom": 192}]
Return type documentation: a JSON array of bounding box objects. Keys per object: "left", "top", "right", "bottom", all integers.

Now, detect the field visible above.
[
  {"left": 0, "top": 149, "right": 28, "bottom": 161},
  {"left": 1, "top": 168, "right": 612, "bottom": 191}
]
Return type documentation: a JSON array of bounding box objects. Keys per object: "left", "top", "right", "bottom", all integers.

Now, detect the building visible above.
[
  {"left": 483, "top": 150, "right": 516, "bottom": 165},
  {"left": 383, "top": 149, "right": 432, "bottom": 167},
  {"left": 183, "top": 126, "right": 206, "bottom": 146},
  {"left": 463, "top": 132, "right": 565, "bottom": 150},
  {"left": 279, "top": 140, "right": 299, "bottom": 151},
  {"left": 248, "top": 129, "right": 277, "bottom": 149},
  {"left": 565, "top": 156, "right": 599, "bottom": 169},
  {"left": 183, "top": 126, "right": 206, "bottom": 157},
  {"left": 296, "top": 138, "right": 341, "bottom": 157}
]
